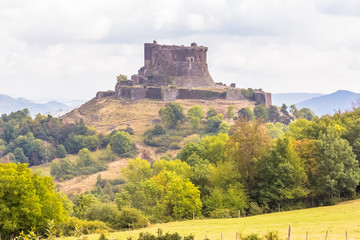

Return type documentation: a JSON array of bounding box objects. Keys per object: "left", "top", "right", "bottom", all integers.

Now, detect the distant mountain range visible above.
[
  {"left": 273, "top": 90, "right": 360, "bottom": 117},
  {"left": 0, "top": 94, "right": 84, "bottom": 117}
]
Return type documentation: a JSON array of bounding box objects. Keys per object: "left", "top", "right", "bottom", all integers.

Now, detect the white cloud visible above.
[{"left": 1, "top": 0, "right": 360, "bottom": 102}]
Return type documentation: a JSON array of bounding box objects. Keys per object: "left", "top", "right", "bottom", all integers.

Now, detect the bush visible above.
[
  {"left": 248, "top": 202, "right": 263, "bottom": 216},
  {"left": 169, "top": 142, "right": 181, "bottom": 150},
  {"left": 241, "top": 233, "right": 261, "bottom": 240},
  {"left": 110, "top": 131, "right": 135, "bottom": 155},
  {"left": 114, "top": 207, "right": 149, "bottom": 229},
  {"left": 136, "top": 232, "right": 194, "bottom": 240},
  {"left": 209, "top": 209, "right": 232, "bottom": 219},
  {"left": 264, "top": 231, "right": 281, "bottom": 240},
  {"left": 57, "top": 217, "right": 109, "bottom": 236}
]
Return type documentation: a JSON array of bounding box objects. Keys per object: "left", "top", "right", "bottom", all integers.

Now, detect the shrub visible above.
[
  {"left": 248, "top": 202, "right": 263, "bottom": 216},
  {"left": 169, "top": 142, "right": 181, "bottom": 150},
  {"left": 114, "top": 207, "right": 149, "bottom": 229},
  {"left": 110, "top": 131, "right": 135, "bottom": 155},
  {"left": 57, "top": 217, "right": 109, "bottom": 236},
  {"left": 263, "top": 231, "right": 281, "bottom": 240},
  {"left": 209, "top": 209, "right": 232, "bottom": 219},
  {"left": 241, "top": 233, "right": 261, "bottom": 240}
]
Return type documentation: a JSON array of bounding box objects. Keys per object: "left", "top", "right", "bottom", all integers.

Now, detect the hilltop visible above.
[{"left": 62, "top": 97, "right": 256, "bottom": 160}]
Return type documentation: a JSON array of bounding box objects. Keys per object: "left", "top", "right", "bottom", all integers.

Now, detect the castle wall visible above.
[
  {"left": 226, "top": 89, "right": 245, "bottom": 100},
  {"left": 96, "top": 91, "right": 115, "bottom": 99},
  {"left": 145, "top": 87, "right": 163, "bottom": 99},
  {"left": 162, "top": 88, "right": 178, "bottom": 101},
  {"left": 177, "top": 89, "right": 226, "bottom": 100},
  {"left": 254, "top": 92, "right": 272, "bottom": 107}
]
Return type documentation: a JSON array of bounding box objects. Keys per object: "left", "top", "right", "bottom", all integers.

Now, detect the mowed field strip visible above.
[{"left": 81, "top": 199, "right": 360, "bottom": 240}]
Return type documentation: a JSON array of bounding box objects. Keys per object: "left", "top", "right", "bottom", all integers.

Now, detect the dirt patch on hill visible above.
[{"left": 57, "top": 159, "right": 128, "bottom": 195}]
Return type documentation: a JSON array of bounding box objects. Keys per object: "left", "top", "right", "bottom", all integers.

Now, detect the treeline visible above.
[
  {"left": 116, "top": 105, "right": 360, "bottom": 220},
  {"left": 0, "top": 109, "right": 136, "bottom": 167},
  {"left": 68, "top": 105, "right": 360, "bottom": 231}
]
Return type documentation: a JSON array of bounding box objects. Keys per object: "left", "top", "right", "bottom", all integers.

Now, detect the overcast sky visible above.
[{"left": 1, "top": 0, "right": 360, "bottom": 102}]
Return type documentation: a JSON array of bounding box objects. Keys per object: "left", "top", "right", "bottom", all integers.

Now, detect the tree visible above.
[
  {"left": 218, "top": 122, "right": 230, "bottom": 134},
  {"left": 254, "top": 105, "right": 268, "bottom": 122},
  {"left": 190, "top": 117, "right": 200, "bottom": 130},
  {"left": 187, "top": 105, "right": 204, "bottom": 120},
  {"left": 121, "top": 158, "right": 153, "bottom": 182},
  {"left": 74, "top": 194, "right": 98, "bottom": 219},
  {"left": 201, "top": 133, "right": 229, "bottom": 164},
  {"left": 0, "top": 163, "right": 67, "bottom": 237},
  {"left": 257, "top": 137, "right": 308, "bottom": 210},
  {"left": 226, "top": 119, "right": 271, "bottom": 190},
  {"left": 205, "top": 114, "right": 224, "bottom": 133},
  {"left": 268, "top": 105, "right": 280, "bottom": 123},
  {"left": 165, "top": 177, "right": 202, "bottom": 219},
  {"left": 237, "top": 107, "right": 254, "bottom": 121},
  {"left": 206, "top": 107, "right": 218, "bottom": 118},
  {"left": 117, "top": 74, "right": 128, "bottom": 82},
  {"left": 77, "top": 148, "right": 96, "bottom": 167},
  {"left": 159, "top": 103, "right": 185, "bottom": 129},
  {"left": 315, "top": 129, "right": 360, "bottom": 202},
  {"left": 56, "top": 144, "right": 67, "bottom": 158},
  {"left": 110, "top": 131, "right": 135, "bottom": 155},
  {"left": 153, "top": 159, "right": 191, "bottom": 179},
  {"left": 177, "top": 142, "right": 205, "bottom": 163},
  {"left": 226, "top": 105, "right": 235, "bottom": 119}
]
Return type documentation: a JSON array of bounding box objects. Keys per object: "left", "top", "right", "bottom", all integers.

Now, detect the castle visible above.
[{"left": 96, "top": 41, "right": 272, "bottom": 107}]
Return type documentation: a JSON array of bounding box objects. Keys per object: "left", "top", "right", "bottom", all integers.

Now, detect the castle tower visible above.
[{"left": 134, "top": 41, "right": 215, "bottom": 88}]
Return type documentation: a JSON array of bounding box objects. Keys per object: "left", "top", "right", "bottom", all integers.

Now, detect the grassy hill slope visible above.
[
  {"left": 62, "top": 97, "right": 255, "bottom": 135},
  {"left": 84, "top": 199, "right": 360, "bottom": 240}
]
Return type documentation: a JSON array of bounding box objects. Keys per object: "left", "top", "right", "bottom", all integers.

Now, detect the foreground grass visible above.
[{"left": 83, "top": 199, "right": 360, "bottom": 240}]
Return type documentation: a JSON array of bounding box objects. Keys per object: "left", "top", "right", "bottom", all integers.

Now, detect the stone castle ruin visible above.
[
  {"left": 96, "top": 41, "right": 272, "bottom": 107},
  {"left": 133, "top": 41, "right": 214, "bottom": 88}
]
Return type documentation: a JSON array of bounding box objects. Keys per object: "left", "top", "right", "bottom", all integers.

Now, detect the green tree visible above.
[
  {"left": 116, "top": 74, "right": 128, "bottom": 82},
  {"left": 159, "top": 103, "right": 185, "bottom": 129},
  {"left": 110, "top": 131, "right": 135, "bottom": 155},
  {"left": 165, "top": 177, "right": 202, "bottom": 219},
  {"left": 237, "top": 107, "right": 254, "bottom": 121},
  {"left": 177, "top": 142, "right": 205, "bottom": 163},
  {"left": 201, "top": 133, "right": 229, "bottom": 164},
  {"left": 77, "top": 148, "right": 96, "bottom": 167},
  {"left": 74, "top": 194, "right": 98, "bottom": 219},
  {"left": 205, "top": 114, "right": 224, "bottom": 133},
  {"left": 190, "top": 117, "right": 200, "bottom": 131},
  {"left": 218, "top": 122, "right": 230, "bottom": 134},
  {"left": 254, "top": 105, "right": 269, "bottom": 122},
  {"left": 14, "top": 147, "right": 28, "bottom": 163},
  {"left": 206, "top": 107, "right": 218, "bottom": 118},
  {"left": 56, "top": 144, "right": 67, "bottom": 158},
  {"left": 226, "top": 105, "right": 235, "bottom": 119},
  {"left": 187, "top": 105, "right": 204, "bottom": 120},
  {"left": 121, "top": 158, "right": 153, "bottom": 182},
  {"left": 257, "top": 137, "right": 308, "bottom": 210},
  {"left": 226, "top": 119, "right": 271, "bottom": 190},
  {"left": 268, "top": 105, "right": 280, "bottom": 123},
  {"left": 315, "top": 129, "right": 360, "bottom": 202},
  {"left": 0, "top": 163, "right": 67, "bottom": 237}
]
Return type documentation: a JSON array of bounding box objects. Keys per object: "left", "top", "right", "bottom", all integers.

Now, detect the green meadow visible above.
[{"left": 82, "top": 199, "right": 360, "bottom": 240}]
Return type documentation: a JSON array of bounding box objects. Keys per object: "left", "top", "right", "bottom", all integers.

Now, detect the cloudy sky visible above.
[{"left": 1, "top": 0, "right": 360, "bottom": 102}]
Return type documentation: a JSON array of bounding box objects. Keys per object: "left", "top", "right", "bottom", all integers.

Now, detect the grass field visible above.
[{"left": 83, "top": 199, "right": 360, "bottom": 240}]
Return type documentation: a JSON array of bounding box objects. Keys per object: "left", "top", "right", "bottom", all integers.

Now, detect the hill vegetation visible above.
[{"left": 1, "top": 100, "right": 360, "bottom": 239}]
